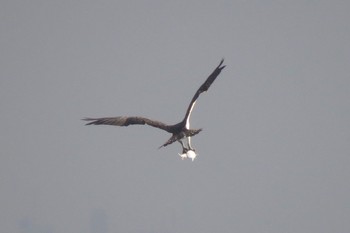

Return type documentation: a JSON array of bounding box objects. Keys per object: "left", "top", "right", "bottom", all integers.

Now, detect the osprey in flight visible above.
[{"left": 83, "top": 59, "right": 225, "bottom": 160}]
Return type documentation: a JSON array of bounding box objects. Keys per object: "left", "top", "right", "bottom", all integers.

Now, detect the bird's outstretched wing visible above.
[
  {"left": 183, "top": 59, "right": 225, "bottom": 125},
  {"left": 83, "top": 116, "right": 171, "bottom": 132}
]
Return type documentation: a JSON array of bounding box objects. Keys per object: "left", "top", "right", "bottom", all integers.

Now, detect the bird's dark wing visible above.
[
  {"left": 159, "top": 134, "right": 180, "bottom": 149},
  {"left": 183, "top": 59, "right": 225, "bottom": 123},
  {"left": 83, "top": 116, "right": 171, "bottom": 132}
]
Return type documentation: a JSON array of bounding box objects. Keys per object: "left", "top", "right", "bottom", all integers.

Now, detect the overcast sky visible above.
[{"left": 1, "top": 1, "right": 350, "bottom": 233}]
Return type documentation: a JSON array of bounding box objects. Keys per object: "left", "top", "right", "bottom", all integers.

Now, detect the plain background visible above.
[{"left": 1, "top": 1, "right": 350, "bottom": 233}]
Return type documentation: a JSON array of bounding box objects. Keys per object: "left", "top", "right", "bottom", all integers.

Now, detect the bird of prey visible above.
[{"left": 83, "top": 59, "right": 225, "bottom": 160}]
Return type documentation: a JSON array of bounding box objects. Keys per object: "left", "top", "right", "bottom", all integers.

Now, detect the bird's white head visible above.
[
  {"left": 187, "top": 150, "right": 197, "bottom": 161},
  {"left": 178, "top": 150, "right": 197, "bottom": 161}
]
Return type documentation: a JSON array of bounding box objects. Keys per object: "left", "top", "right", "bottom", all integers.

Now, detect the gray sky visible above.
[{"left": 1, "top": 1, "right": 350, "bottom": 232}]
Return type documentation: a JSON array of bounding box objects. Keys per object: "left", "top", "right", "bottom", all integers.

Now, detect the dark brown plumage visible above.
[
  {"left": 84, "top": 116, "right": 171, "bottom": 132},
  {"left": 83, "top": 59, "right": 225, "bottom": 152}
]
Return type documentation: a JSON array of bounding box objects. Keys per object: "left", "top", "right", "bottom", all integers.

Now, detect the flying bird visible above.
[{"left": 83, "top": 59, "right": 225, "bottom": 160}]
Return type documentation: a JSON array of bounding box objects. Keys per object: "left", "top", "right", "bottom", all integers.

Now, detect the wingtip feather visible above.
[
  {"left": 82, "top": 118, "right": 96, "bottom": 125},
  {"left": 218, "top": 58, "right": 225, "bottom": 70}
]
